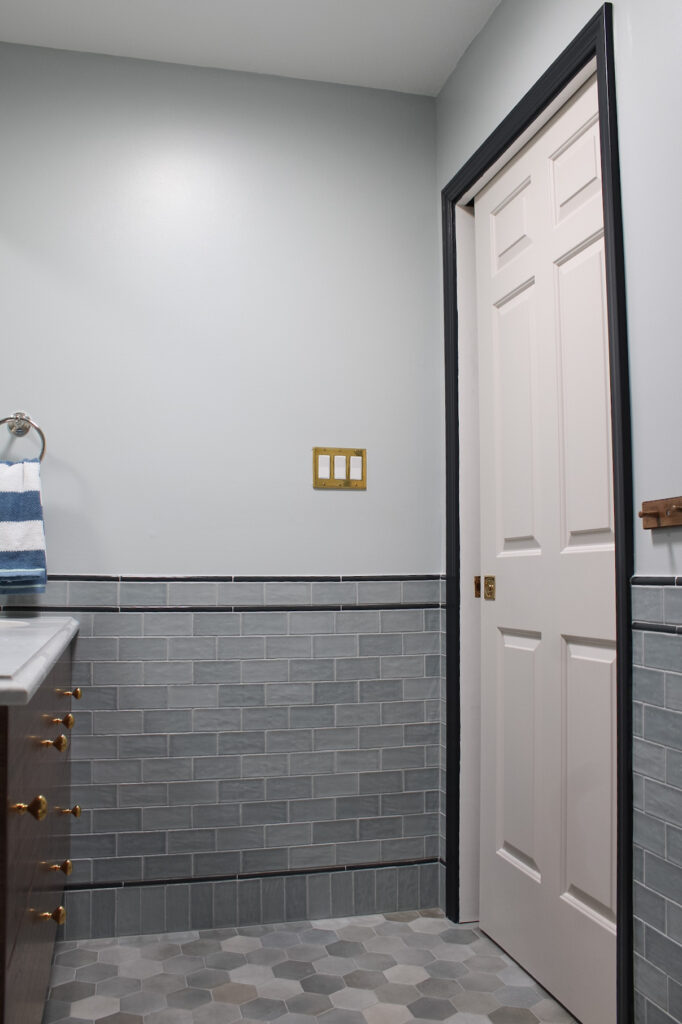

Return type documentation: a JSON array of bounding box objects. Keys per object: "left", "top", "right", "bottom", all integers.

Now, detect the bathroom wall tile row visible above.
[
  {"left": 0, "top": 575, "right": 444, "bottom": 610},
  {"left": 633, "top": 579, "right": 682, "bottom": 1023},
  {"left": 632, "top": 576, "right": 682, "bottom": 632},
  {"left": 60, "top": 861, "right": 441, "bottom": 940}
]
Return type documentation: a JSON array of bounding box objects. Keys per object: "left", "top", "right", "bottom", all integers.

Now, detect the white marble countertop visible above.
[{"left": 0, "top": 616, "right": 80, "bottom": 705}]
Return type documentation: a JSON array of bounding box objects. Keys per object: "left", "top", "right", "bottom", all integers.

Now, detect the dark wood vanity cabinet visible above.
[{"left": 1, "top": 647, "right": 76, "bottom": 1024}]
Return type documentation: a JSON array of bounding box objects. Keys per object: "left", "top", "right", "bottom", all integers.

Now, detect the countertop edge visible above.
[{"left": 0, "top": 617, "right": 80, "bottom": 705}]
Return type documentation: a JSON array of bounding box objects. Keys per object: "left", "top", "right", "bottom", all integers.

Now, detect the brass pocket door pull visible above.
[
  {"left": 40, "top": 734, "right": 68, "bottom": 753},
  {"left": 35, "top": 906, "right": 66, "bottom": 926},
  {"left": 10, "top": 795, "right": 48, "bottom": 820}
]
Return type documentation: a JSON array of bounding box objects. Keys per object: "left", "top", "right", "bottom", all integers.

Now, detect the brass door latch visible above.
[{"left": 475, "top": 575, "right": 496, "bottom": 599}]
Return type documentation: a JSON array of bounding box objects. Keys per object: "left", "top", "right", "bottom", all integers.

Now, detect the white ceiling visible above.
[{"left": 0, "top": 0, "right": 501, "bottom": 96}]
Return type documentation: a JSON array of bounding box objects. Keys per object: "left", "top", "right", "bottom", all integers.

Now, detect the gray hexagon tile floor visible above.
[{"left": 44, "top": 910, "right": 577, "bottom": 1024}]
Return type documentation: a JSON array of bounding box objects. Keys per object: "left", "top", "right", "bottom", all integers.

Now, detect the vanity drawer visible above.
[{"left": 4, "top": 874, "right": 63, "bottom": 1024}]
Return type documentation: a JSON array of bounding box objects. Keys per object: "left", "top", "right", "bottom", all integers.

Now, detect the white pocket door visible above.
[{"left": 476, "top": 76, "right": 617, "bottom": 1024}]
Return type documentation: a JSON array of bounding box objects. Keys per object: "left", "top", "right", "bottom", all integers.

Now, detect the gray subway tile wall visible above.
[
  {"left": 633, "top": 578, "right": 682, "bottom": 1022},
  {"left": 0, "top": 576, "right": 446, "bottom": 938}
]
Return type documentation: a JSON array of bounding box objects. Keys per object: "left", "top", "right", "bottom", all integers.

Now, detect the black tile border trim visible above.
[
  {"left": 0, "top": 603, "right": 443, "bottom": 614},
  {"left": 632, "top": 621, "right": 682, "bottom": 635},
  {"left": 47, "top": 574, "right": 443, "bottom": 584},
  {"left": 1, "top": 575, "right": 445, "bottom": 614},
  {"left": 632, "top": 576, "right": 682, "bottom": 587},
  {"left": 61, "top": 860, "right": 445, "bottom": 938},
  {"left": 65, "top": 857, "right": 445, "bottom": 892}
]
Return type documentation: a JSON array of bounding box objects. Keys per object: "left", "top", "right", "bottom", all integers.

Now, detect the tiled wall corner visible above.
[{"left": 632, "top": 577, "right": 682, "bottom": 1023}]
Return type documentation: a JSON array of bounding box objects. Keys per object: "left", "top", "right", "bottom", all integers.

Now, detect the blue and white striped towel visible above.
[{"left": 0, "top": 459, "right": 47, "bottom": 594}]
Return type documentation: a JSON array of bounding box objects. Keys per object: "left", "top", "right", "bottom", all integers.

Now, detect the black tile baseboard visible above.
[{"left": 61, "top": 861, "right": 444, "bottom": 939}]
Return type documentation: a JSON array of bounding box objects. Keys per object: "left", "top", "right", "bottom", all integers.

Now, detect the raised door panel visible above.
[
  {"left": 562, "top": 638, "right": 617, "bottom": 925},
  {"left": 494, "top": 283, "right": 541, "bottom": 556},
  {"left": 497, "top": 630, "right": 542, "bottom": 879},
  {"left": 556, "top": 237, "right": 613, "bottom": 550},
  {"left": 492, "top": 177, "right": 533, "bottom": 271}
]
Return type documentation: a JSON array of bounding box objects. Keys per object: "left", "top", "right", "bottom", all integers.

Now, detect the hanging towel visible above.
[{"left": 0, "top": 459, "right": 47, "bottom": 594}]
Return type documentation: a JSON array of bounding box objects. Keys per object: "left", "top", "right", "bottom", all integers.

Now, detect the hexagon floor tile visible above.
[{"left": 44, "top": 911, "right": 577, "bottom": 1023}]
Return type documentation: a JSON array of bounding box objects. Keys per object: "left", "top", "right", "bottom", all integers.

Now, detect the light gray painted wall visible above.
[
  {"left": 0, "top": 43, "right": 443, "bottom": 575},
  {"left": 436, "top": 0, "right": 682, "bottom": 576}
]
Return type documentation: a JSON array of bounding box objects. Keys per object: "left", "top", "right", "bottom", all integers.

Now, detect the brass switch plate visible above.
[
  {"left": 483, "top": 575, "right": 496, "bottom": 600},
  {"left": 313, "top": 447, "right": 366, "bottom": 490}
]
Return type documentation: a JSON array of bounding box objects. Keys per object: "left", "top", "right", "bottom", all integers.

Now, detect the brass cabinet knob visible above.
[
  {"left": 10, "top": 794, "right": 48, "bottom": 821},
  {"left": 58, "top": 804, "right": 81, "bottom": 818},
  {"left": 57, "top": 688, "right": 82, "bottom": 700},
  {"left": 47, "top": 859, "right": 73, "bottom": 876},
  {"left": 40, "top": 734, "right": 68, "bottom": 753},
  {"left": 48, "top": 713, "right": 75, "bottom": 730},
  {"left": 36, "top": 906, "right": 66, "bottom": 926}
]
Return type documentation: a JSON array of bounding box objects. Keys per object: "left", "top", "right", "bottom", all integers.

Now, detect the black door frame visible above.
[{"left": 441, "top": 5, "right": 633, "bottom": 1020}]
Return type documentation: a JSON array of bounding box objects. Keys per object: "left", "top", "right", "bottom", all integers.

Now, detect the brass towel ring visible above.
[{"left": 0, "top": 411, "right": 46, "bottom": 462}]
